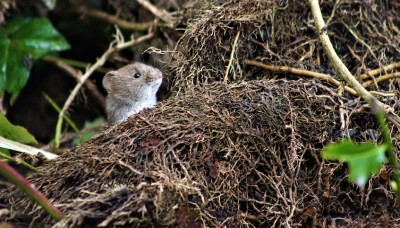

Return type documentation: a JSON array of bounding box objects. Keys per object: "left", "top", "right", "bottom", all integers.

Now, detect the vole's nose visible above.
[{"left": 156, "top": 71, "right": 163, "bottom": 80}]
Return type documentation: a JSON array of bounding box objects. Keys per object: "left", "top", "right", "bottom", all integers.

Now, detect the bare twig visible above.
[
  {"left": 308, "top": 0, "right": 400, "bottom": 128},
  {"left": 43, "top": 55, "right": 82, "bottom": 81},
  {"left": 326, "top": 0, "right": 341, "bottom": 26},
  {"left": 43, "top": 55, "right": 110, "bottom": 74},
  {"left": 341, "top": 21, "right": 379, "bottom": 63},
  {"left": 244, "top": 59, "right": 357, "bottom": 96},
  {"left": 369, "top": 91, "right": 397, "bottom": 97},
  {"left": 359, "top": 61, "right": 400, "bottom": 80},
  {"left": 54, "top": 30, "right": 154, "bottom": 148},
  {"left": 0, "top": 136, "right": 58, "bottom": 160},
  {"left": 43, "top": 55, "right": 106, "bottom": 112},
  {"left": 388, "top": 16, "right": 400, "bottom": 37},
  {"left": 79, "top": 7, "right": 152, "bottom": 31},
  {"left": 136, "top": 0, "right": 174, "bottom": 26},
  {"left": 224, "top": 31, "right": 240, "bottom": 84},
  {"left": 43, "top": 93, "right": 79, "bottom": 133},
  {"left": 0, "top": 152, "right": 37, "bottom": 172},
  {"left": 362, "top": 72, "right": 400, "bottom": 88}
]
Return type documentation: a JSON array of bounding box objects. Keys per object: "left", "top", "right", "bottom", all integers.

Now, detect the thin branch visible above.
[
  {"left": 359, "top": 61, "right": 400, "bottom": 80},
  {"left": 0, "top": 152, "right": 37, "bottom": 172},
  {"left": 341, "top": 21, "right": 379, "bottom": 63},
  {"left": 326, "top": 0, "right": 341, "bottom": 26},
  {"left": 43, "top": 93, "right": 79, "bottom": 133},
  {"left": 43, "top": 55, "right": 111, "bottom": 74},
  {"left": 54, "top": 30, "right": 154, "bottom": 148},
  {"left": 244, "top": 59, "right": 357, "bottom": 96},
  {"left": 224, "top": 31, "right": 240, "bottom": 84},
  {"left": 43, "top": 55, "right": 82, "bottom": 81},
  {"left": 0, "top": 136, "right": 58, "bottom": 160},
  {"left": 308, "top": 0, "right": 400, "bottom": 128},
  {"left": 43, "top": 56, "right": 106, "bottom": 111},
  {"left": 362, "top": 72, "right": 400, "bottom": 88},
  {"left": 79, "top": 7, "right": 152, "bottom": 31},
  {"left": 369, "top": 91, "right": 397, "bottom": 97},
  {"left": 136, "top": 0, "right": 174, "bottom": 26}
]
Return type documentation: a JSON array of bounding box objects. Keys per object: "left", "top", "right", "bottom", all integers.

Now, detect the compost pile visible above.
[{"left": 3, "top": 0, "right": 400, "bottom": 227}]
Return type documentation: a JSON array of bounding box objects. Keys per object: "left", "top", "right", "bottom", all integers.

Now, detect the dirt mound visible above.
[
  {"left": 2, "top": 0, "right": 400, "bottom": 227},
  {"left": 3, "top": 80, "right": 399, "bottom": 227},
  {"left": 171, "top": 0, "right": 400, "bottom": 91}
]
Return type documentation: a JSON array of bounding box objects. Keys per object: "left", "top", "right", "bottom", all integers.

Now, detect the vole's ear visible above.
[{"left": 102, "top": 71, "right": 117, "bottom": 92}]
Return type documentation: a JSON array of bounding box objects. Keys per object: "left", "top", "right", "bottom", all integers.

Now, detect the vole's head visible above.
[{"left": 102, "top": 62, "right": 163, "bottom": 99}]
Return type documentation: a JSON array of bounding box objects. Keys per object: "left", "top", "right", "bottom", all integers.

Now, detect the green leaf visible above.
[
  {"left": 12, "top": 18, "right": 70, "bottom": 58},
  {"left": 5, "top": 44, "right": 31, "bottom": 101},
  {"left": 391, "top": 181, "right": 398, "bottom": 192},
  {"left": 0, "top": 148, "right": 10, "bottom": 156},
  {"left": 322, "top": 140, "right": 387, "bottom": 188},
  {"left": 0, "top": 17, "right": 70, "bottom": 101},
  {"left": 0, "top": 17, "right": 31, "bottom": 35},
  {"left": 72, "top": 132, "right": 96, "bottom": 146},
  {"left": 71, "top": 117, "right": 106, "bottom": 146},
  {"left": 0, "top": 35, "right": 9, "bottom": 96},
  {"left": 0, "top": 112, "right": 37, "bottom": 144}
]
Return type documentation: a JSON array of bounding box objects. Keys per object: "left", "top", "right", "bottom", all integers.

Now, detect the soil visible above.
[{"left": 1, "top": 0, "right": 400, "bottom": 227}]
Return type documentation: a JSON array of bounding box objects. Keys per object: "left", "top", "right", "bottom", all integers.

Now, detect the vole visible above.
[{"left": 102, "top": 62, "right": 163, "bottom": 125}]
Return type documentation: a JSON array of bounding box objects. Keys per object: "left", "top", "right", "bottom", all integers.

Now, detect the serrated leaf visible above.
[
  {"left": 322, "top": 140, "right": 387, "bottom": 188},
  {"left": 0, "top": 112, "right": 37, "bottom": 144}
]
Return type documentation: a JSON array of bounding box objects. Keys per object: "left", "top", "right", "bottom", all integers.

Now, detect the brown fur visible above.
[{"left": 103, "top": 62, "right": 162, "bottom": 125}]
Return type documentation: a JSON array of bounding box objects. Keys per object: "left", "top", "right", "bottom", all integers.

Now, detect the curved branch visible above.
[{"left": 308, "top": 0, "right": 400, "bottom": 128}]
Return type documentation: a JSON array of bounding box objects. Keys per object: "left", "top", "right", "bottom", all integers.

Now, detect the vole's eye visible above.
[{"left": 133, "top": 72, "right": 141, "bottom": 78}]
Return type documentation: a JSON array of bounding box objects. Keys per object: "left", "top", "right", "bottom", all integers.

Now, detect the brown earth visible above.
[{"left": 2, "top": 0, "right": 400, "bottom": 227}]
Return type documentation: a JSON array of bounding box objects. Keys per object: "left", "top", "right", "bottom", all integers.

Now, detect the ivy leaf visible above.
[
  {"left": 12, "top": 18, "right": 70, "bottom": 58},
  {"left": 322, "top": 140, "right": 387, "bottom": 188},
  {"left": 0, "top": 17, "right": 70, "bottom": 101},
  {"left": 0, "top": 112, "right": 37, "bottom": 144},
  {"left": 0, "top": 17, "right": 31, "bottom": 35},
  {"left": 0, "top": 35, "right": 9, "bottom": 96},
  {"left": 5, "top": 44, "right": 31, "bottom": 100}
]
